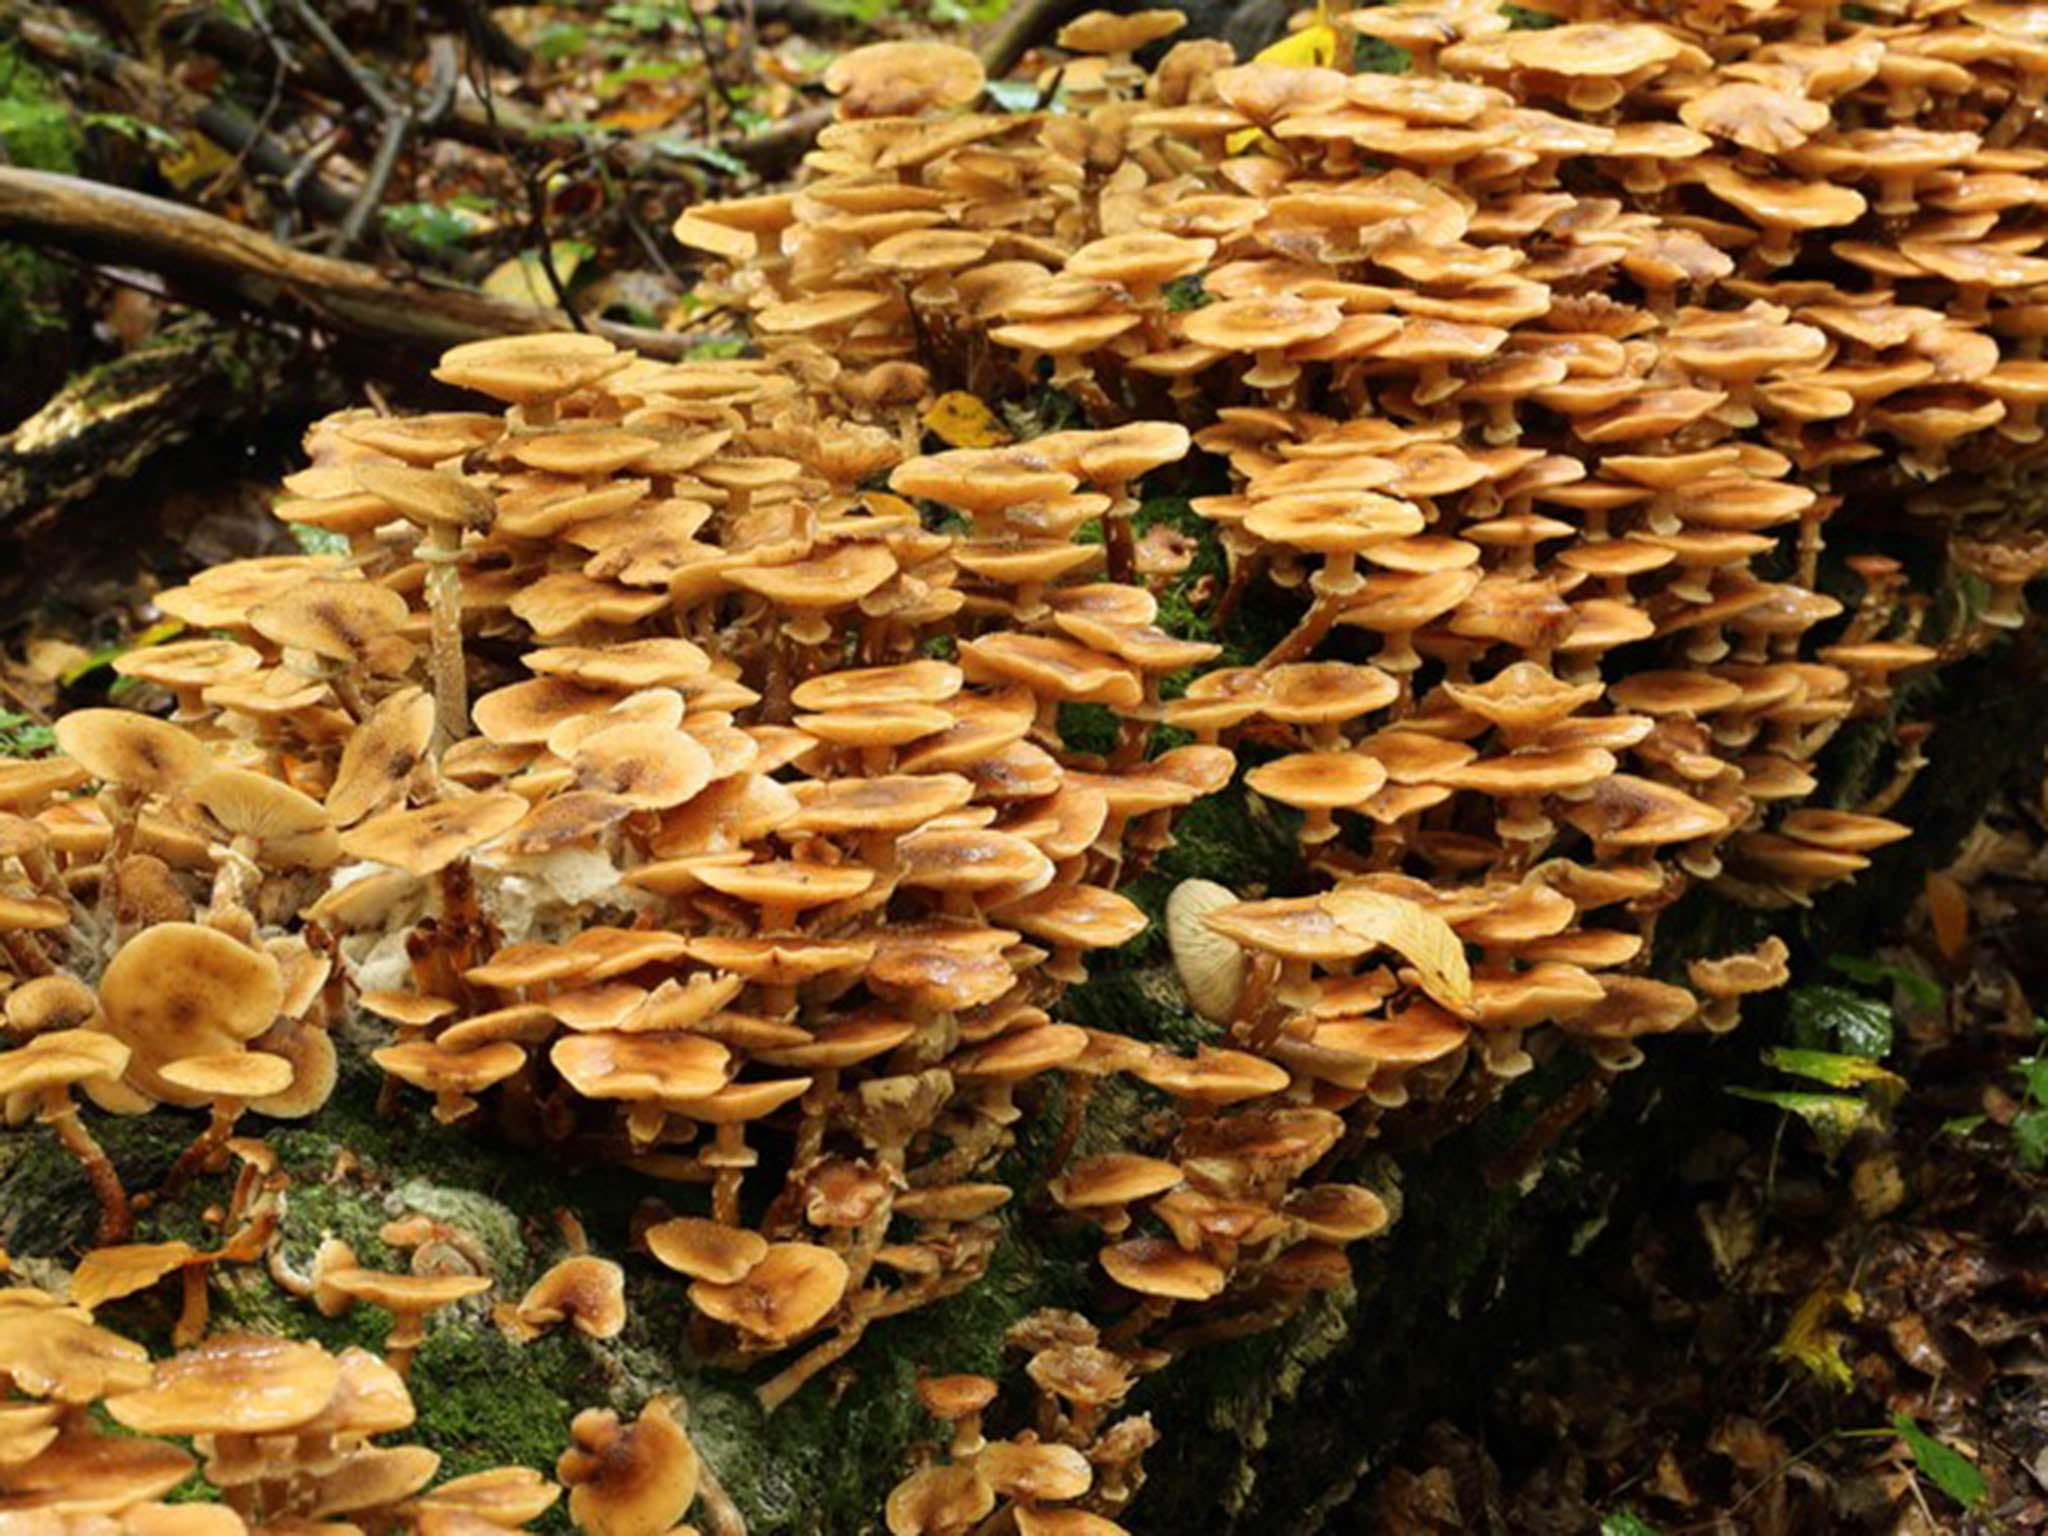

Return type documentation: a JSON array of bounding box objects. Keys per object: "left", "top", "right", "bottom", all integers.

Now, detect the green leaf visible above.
[
  {"left": 1600, "top": 1514, "right": 1663, "bottom": 1536},
  {"left": 1829, "top": 954, "right": 1943, "bottom": 1010},
  {"left": 1763, "top": 1047, "right": 1905, "bottom": 1099},
  {"left": 1728, "top": 1087, "right": 1874, "bottom": 1157},
  {"left": 1941, "top": 1114, "right": 1988, "bottom": 1139},
  {"left": 1788, "top": 983, "right": 1895, "bottom": 1059},
  {"left": 1892, "top": 1414, "right": 1987, "bottom": 1511},
  {"left": 651, "top": 136, "right": 748, "bottom": 177},
  {"left": 530, "top": 22, "right": 589, "bottom": 62},
  {"left": 2013, "top": 1107, "right": 2048, "bottom": 1171},
  {"left": 2014, "top": 1056, "right": 2048, "bottom": 1106},
  {"left": 0, "top": 709, "right": 54, "bottom": 755}
]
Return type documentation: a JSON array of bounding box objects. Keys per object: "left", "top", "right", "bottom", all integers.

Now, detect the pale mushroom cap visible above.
[{"left": 1165, "top": 879, "right": 1248, "bottom": 1025}]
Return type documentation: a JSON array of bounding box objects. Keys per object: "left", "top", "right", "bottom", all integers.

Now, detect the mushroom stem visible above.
[
  {"left": 95, "top": 785, "right": 144, "bottom": 951},
  {"left": 695, "top": 1449, "right": 751, "bottom": 1536},
  {"left": 1040, "top": 1073, "right": 1097, "bottom": 1182},
  {"left": 420, "top": 526, "right": 470, "bottom": 751},
  {"left": 173, "top": 1260, "right": 212, "bottom": 1347},
  {"left": 755, "top": 1301, "right": 878, "bottom": 1412},
  {"left": 41, "top": 1084, "right": 130, "bottom": 1243},
  {"left": 160, "top": 1096, "right": 246, "bottom": 1199}
]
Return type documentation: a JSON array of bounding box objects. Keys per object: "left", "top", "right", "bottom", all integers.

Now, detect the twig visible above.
[
  {"left": 276, "top": 0, "right": 396, "bottom": 116},
  {"left": 978, "top": 0, "right": 1083, "bottom": 79},
  {"left": 685, "top": 1, "right": 740, "bottom": 121}
]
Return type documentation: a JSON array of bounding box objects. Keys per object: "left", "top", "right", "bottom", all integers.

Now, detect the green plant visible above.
[
  {"left": 1732, "top": 961, "right": 1912, "bottom": 1158},
  {"left": 0, "top": 709, "right": 54, "bottom": 756},
  {"left": 1892, "top": 1413, "right": 1987, "bottom": 1513}
]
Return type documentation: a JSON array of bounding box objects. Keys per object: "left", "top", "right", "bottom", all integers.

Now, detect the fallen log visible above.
[{"left": 0, "top": 167, "right": 696, "bottom": 361}]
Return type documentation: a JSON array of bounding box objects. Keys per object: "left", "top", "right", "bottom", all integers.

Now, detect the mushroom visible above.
[
  {"left": 512, "top": 1255, "right": 628, "bottom": 1341},
  {"left": 0, "top": 1029, "right": 133, "bottom": 1241}
]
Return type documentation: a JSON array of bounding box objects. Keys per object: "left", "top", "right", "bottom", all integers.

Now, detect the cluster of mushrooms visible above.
[
  {"left": 6, "top": 0, "right": 2048, "bottom": 1528},
  {"left": 0, "top": 1239, "right": 740, "bottom": 1536}
]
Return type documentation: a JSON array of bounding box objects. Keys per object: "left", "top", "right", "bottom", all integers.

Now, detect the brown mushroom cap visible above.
[
  {"left": 106, "top": 1335, "right": 344, "bottom": 1436},
  {"left": 558, "top": 1398, "right": 699, "bottom": 1536},
  {"left": 688, "top": 1241, "right": 849, "bottom": 1345},
  {"left": 1099, "top": 1237, "right": 1227, "bottom": 1300},
  {"left": 886, "top": 1463, "right": 997, "bottom": 1536},
  {"left": 979, "top": 1440, "right": 1094, "bottom": 1502},
  {"left": 0, "top": 1308, "right": 153, "bottom": 1402},
  {"left": 340, "top": 794, "right": 530, "bottom": 875},
  {"left": 0, "top": 1430, "right": 197, "bottom": 1515},
  {"left": 52, "top": 711, "right": 210, "bottom": 797},
  {"left": 824, "top": 41, "right": 986, "bottom": 118},
  {"left": 98, "top": 923, "right": 287, "bottom": 1106},
  {"left": 645, "top": 1217, "right": 769, "bottom": 1284},
  {"left": 516, "top": 1257, "right": 628, "bottom": 1340}
]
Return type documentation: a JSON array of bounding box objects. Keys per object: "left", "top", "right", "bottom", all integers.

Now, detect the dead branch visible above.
[{"left": 0, "top": 168, "right": 695, "bottom": 360}]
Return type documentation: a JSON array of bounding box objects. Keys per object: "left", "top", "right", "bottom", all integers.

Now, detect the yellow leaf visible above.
[
  {"left": 1774, "top": 1285, "right": 1862, "bottom": 1390},
  {"left": 1322, "top": 887, "right": 1474, "bottom": 1013},
  {"left": 157, "top": 131, "right": 234, "bottom": 192},
  {"left": 921, "top": 391, "right": 1013, "bottom": 449},
  {"left": 480, "top": 244, "right": 588, "bottom": 309},
  {"left": 1229, "top": 3, "right": 1343, "bottom": 152},
  {"left": 1255, "top": 19, "right": 1341, "bottom": 67}
]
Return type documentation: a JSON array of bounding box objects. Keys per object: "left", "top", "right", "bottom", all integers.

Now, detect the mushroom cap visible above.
[
  {"left": 1058, "top": 7, "right": 1185, "bottom": 52},
  {"left": 1099, "top": 1236, "right": 1227, "bottom": 1300},
  {"left": 0, "top": 1308, "right": 153, "bottom": 1402},
  {"left": 4, "top": 975, "right": 98, "bottom": 1036},
  {"left": 106, "top": 1335, "right": 345, "bottom": 1436},
  {"left": 52, "top": 711, "right": 209, "bottom": 797},
  {"left": 1166, "top": 878, "right": 1248, "bottom": 1026},
  {"left": 558, "top": 1398, "right": 699, "bottom": 1536},
  {"left": 516, "top": 1256, "right": 628, "bottom": 1340},
  {"left": 340, "top": 794, "right": 529, "bottom": 875},
  {"left": 1134, "top": 1044, "right": 1290, "bottom": 1105},
  {"left": 824, "top": 41, "right": 985, "bottom": 118},
  {"left": 321, "top": 1268, "right": 493, "bottom": 1315},
  {"left": 1049, "top": 1153, "right": 1183, "bottom": 1211},
  {"left": 0, "top": 1029, "right": 129, "bottom": 1097},
  {"left": 644, "top": 1217, "right": 769, "bottom": 1284},
  {"left": 688, "top": 1241, "right": 849, "bottom": 1345},
  {"left": 550, "top": 1031, "right": 730, "bottom": 1101},
  {"left": 192, "top": 768, "right": 340, "bottom": 867},
  {"left": 158, "top": 1049, "right": 295, "bottom": 1101},
  {"left": 0, "top": 1430, "right": 196, "bottom": 1515},
  {"left": 885, "top": 1463, "right": 996, "bottom": 1536},
  {"left": 432, "top": 333, "right": 627, "bottom": 405},
  {"left": 327, "top": 688, "right": 436, "bottom": 826},
  {"left": 1284, "top": 1183, "right": 1392, "bottom": 1242},
  {"left": 99, "top": 923, "right": 287, "bottom": 1106},
  {"left": 249, "top": 577, "right": 418, "bottom": 672},
  {"left": 979, "top": 1440, "right": 1094, "bottom": 1502}
]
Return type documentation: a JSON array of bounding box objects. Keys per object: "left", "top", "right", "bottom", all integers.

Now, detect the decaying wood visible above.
[
  {"left": 0, "top": 320, "right": 292, "bottom": 529},
  {"left": 0, "top": 168, "right": 694, "bottom": 360}
]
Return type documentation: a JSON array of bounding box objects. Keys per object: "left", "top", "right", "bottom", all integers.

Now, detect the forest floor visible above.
[{"left": 1368, "top": 776, "right": 2048, "bottom": 1535}]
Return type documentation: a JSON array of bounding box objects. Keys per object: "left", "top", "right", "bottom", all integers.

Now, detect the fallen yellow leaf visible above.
[
  {"left": 1322, "top": 886, "right": 1474, "bottom": 1013},
  {"left": 922, "top": 391, "right": 1013, "bottom": 449},
  {"left": 480, "top": 243, "right": 588, "bottom": 309}
]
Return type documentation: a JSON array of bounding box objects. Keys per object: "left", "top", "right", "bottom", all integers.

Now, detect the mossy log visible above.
[{"left": 2, "top": 633, "right": 2036, "bottom": 1533}]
